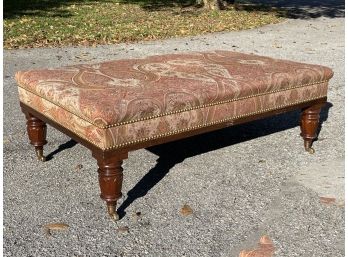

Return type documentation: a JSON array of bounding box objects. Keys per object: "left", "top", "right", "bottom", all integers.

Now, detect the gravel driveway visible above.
[{"left": 4, "top": 15, "right": 344, "bottom": 256}]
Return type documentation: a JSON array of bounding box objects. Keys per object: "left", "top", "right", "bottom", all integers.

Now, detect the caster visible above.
[
  {"left": 305, "top": 147, "right": 315, "bottom": 154},
  {"left": 35, "top": 148, "right": 46, "bottom": 162},
  {"left": 107, "top": 204, "right": 119, "bottom": 221},
  {"left": 304, "top": 141, "right": 315, "bottom": 154}
]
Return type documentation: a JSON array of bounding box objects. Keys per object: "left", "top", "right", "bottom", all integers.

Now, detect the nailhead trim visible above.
[
  {"left": 17, "top": 80, "right": 328, "bottom": 129},
  {"left": 22, "top": 94, "right": 327, "bottom": 151},
  {"left": 102, "top": 95, "right": 327, "bottom": 150}
]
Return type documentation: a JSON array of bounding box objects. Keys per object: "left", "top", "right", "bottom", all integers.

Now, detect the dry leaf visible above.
[
  {"left": 320, "top": 196, "right": 336, "bottom": 205},
  {"left": 43, "top": 223, "right": 69, "bottom": 236},
  {"left": 180, "top": 204, "right": 193, "bottom": 216},
  {"left": 117, "top": 226, "right": 129, "bottom": 233},
  {"left": 44, "top": 223, "right": 69, "bottom": 230},
  {"left": 239, "top": 235, "right": 275, "bottom": 257}
]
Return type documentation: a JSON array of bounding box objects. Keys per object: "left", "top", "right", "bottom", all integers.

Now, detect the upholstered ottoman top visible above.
[{"left": 16, "top": 51, "right": 333, "bottom": 150}]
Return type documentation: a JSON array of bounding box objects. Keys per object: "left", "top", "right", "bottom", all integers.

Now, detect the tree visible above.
[{"left": 198, "top": 0, "right": 234, "bottom": 10}]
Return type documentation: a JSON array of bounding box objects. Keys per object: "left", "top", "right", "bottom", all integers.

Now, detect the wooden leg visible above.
[
  {"left": 92, "top": 151, "right": 128, "bottom": 221},
  {"left": 24, "top": 112, "right": 47, "bottom": 161},
  {"left": 300, "top": 103, "right": 324, "bottom": 154}
]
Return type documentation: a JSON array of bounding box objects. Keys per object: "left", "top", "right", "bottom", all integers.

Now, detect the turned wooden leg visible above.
[
  {"left": 24, "top": 112, "right": 47, "bottom": 161},
  {"left": 92, "top": 151, "right": 128, "bottom": 221},
  {"left": 300, "top": 103, "right": 324, "bottom": 154}
]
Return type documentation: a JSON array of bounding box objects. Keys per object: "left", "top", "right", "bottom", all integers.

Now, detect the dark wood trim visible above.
[
  {"left": 92, "top": 151, "right": 128, "bottom": 221},
  {"left": 21, "top": 97, "right": 327, "bottom": 155},
  {"left": 21, "top": 108, "right": 48, "bottom": 161},
  {"left": 300, "top": 102, "right": 325, "bottom": 154}
]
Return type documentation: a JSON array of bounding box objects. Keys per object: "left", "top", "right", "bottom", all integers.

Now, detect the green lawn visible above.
[{"left": 4, "top": 0, "right": 283, "bottom": 49}]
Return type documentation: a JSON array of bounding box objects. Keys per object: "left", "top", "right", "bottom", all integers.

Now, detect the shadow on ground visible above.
[
  {"left": 238, "top": 0, "right": 344, "bottom": 19},
  {"left": 4, "top": 0, "right": 111, "bottom": 18},
  {"left": 47, "top": 103, "right": 332, "bottom": 218},
  {"left": 5, "top": 0, "right": 344, "bottom": 19},
  {"left": 3, "top": 0, "right": 195, "bottom": 18},
  {"left": 45, "top": 139, "right": 77, "bottom": 161},
  {"left": 116, "top": 103, "right": 332, "bottom": 218}
]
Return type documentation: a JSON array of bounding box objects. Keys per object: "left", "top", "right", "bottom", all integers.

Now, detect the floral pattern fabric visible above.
[{"left": 16, "top": 51, "right": 333, "bottom": 150}]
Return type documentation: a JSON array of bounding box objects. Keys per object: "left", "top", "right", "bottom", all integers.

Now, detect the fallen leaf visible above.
[
  {"left": 117, "top": 226, "right": 129, "bottom": 233},
  {"left": 180, "top": 204, "right": 193, "bottom": 216},
  {"left": 239, "top": 235, "right": 275, "bottom": 257},
  {"left": 320, "top": 196, "right": 336, "bottom": 205},
  {"left": 44, "top": 223, "right": 69, "bottom": 230},
  {"left": 43, "top": 223, "right": 69, "bottom": 236}
]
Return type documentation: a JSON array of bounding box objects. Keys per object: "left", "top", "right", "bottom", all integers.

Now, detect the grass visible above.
[{"left": 4, "top": 0, "right": 283, "bottom": 49}]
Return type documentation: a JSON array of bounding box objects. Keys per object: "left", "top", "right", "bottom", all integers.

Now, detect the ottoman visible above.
[{"left": 15, "top": 51, "right": 333, "bottom": 221}]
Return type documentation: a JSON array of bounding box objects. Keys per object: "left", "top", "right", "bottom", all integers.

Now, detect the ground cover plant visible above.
[{"left": 4, "top": 0, "right": 282, "bottom": 49}]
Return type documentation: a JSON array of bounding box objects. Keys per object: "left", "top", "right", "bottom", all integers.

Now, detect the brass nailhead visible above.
[
  {"left": 18, "top": 80, "right": 328, "bottom": 129},
  {"left": 23, "top": 94, "right": 327, "bottom": 151},
  {"left": 103, "top": 94, "right": 327, "bottom": 150}
]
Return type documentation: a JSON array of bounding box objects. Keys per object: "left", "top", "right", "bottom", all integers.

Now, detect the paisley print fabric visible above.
[{"left": 16, "top": 51, "right": 333, "bottom": 150}]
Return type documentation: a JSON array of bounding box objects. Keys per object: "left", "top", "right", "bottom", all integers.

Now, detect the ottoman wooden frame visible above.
[{"left": 16, "top": 51, "right": 333, "bottom": 221}]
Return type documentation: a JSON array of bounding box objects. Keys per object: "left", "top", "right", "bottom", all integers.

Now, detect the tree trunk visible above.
[{"left": 199, "top": 0, "right": 226, "bottom": 10}]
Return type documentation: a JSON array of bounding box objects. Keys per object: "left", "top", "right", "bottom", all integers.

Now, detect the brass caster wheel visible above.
[
  {"left": 107, "top": 204, "right": 119, "bottom": 221},
  {"left": 304, "top": 141, "right": 315, "bottom": 154},
  {"left": 109, "top": 212, "right": 120, "bottom": 221},
  {"left": 305, "top": 147, "right": 315, "bottom": 154},
  {"left": 35, "top": 148, "right": 46, "bottom": 162}
]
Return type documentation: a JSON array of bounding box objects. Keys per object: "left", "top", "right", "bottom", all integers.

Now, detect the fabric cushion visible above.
[{"left": 16, "top": 51, "right": 333, "bottom": 150}]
